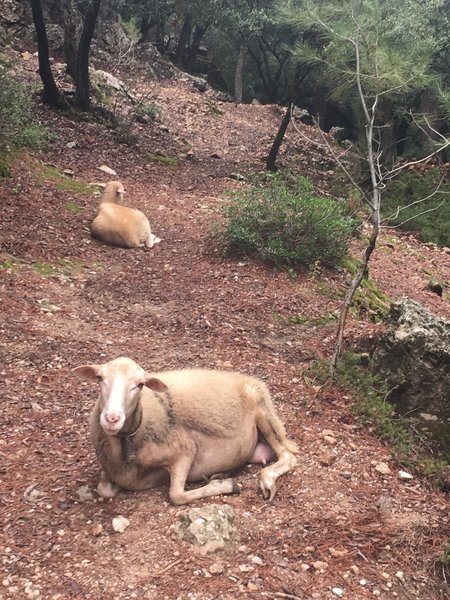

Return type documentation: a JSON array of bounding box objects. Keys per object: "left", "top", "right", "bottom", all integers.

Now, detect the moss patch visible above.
[
  {"left": 147, "top": 153, "right": 181, "bottom": 166},
  {"left": 0, "top": 254, "right": 21, "bottom": 271},
  {"left": 35, "top": 162, "right": 97, "bottom": 196},
  {"left": 65, "top": 201, "right": 83, "bottom": 214}
]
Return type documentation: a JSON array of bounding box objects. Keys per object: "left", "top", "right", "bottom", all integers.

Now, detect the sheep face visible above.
[
  {"left": 73, "top": 357, "right": 164, "bottom": 435},
  {"left": 101, "top": 181, "right": 125, "bottom": 204}
]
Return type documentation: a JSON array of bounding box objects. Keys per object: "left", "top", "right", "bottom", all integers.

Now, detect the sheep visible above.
[
  {"left": 72, "top": 357, "right": 298, "bottom": 505},
  {"left": 91, "top": 181, "right": 157, "bottom": 249}
]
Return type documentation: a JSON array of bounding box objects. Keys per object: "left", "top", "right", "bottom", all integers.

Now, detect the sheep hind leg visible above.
[
  {"left": 168, "top": 456, "right": 240, "bottom": 505},
  {"left": 255, "top": 409, "right": 297, "bottom": 501}
]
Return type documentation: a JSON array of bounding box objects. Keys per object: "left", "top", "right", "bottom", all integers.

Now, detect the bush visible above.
[
  {"left": 0, "top": 56, "right": 52, "bottom": 154},
  {"left": 216, "top": 173, "right": 355, "bottom": 269},
  {"left": 382, "top": 167, "right": 450, "bottom": 246}
]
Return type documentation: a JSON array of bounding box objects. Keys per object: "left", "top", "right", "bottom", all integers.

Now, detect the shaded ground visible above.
[{"left": 1, "top": 52, "right": 450, "bottom": 600}]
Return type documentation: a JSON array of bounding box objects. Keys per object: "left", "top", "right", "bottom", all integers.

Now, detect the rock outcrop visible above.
[{"left": 374, "top": 297, "right": 450, "bottom": 419}]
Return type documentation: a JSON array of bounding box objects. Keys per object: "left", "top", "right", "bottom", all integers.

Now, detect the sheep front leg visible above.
[
  {"left": 168, "top": 456, "right": 240, "bottom": 505},
  {"left": 97, "top": 470, "right": 121, "bottom": 499}
]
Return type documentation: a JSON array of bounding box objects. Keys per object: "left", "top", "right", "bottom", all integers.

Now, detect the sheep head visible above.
[
  {"left": 73, "top": 357, "right": 168, "bottom": 435},
  {"left": 101, "top": 180, "right": 125, "bottom": 204}
]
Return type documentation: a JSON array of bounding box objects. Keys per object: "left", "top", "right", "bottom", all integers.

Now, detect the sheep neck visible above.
[{"left": 114, "top": 400, "right": 143, "bottom": 464}]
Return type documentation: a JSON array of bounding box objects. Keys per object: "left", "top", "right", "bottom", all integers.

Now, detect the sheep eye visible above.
[{"left": 135, "top": 383, "right": 144, "bottom": 390}]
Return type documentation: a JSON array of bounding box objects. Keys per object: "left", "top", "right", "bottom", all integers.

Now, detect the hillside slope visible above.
[{"left": 1, "top": 51, "right": 450, "bottom": 600}]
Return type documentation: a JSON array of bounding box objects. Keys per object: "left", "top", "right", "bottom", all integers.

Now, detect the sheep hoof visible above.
[
  {"left": 97, "top": 479, "right": 120, "bottom": 499},
  {"left": 232, "top": 481, "right": 242, "bottom": 495},
  {"left": 259, "top": 473, "right": 277, "bottom": 501}
]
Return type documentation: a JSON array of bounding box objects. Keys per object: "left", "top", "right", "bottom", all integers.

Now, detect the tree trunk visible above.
[
  {"left": 234, "top": 45, "right": 247, "bottom": 104},
  {"left": 266, "top": 102, "right": 293, "bottom": 171},
  {"left": 330, "top": 208, "right": 380, "bottom": 373},
  {"left": 175, "top": 15, "right": 191, "bottom": 66},
  {"left": 30, "top": 0, "right": 66, "bottom": 107},
  {"left": 73, "top": 0, "right": 102, "bottom": 111},
  {"left": 185, "top": 25, "right": 208, "bottom": 72},
  {"left": 63, "top": 1, "right": 78, "bottom": 81},
  {"left": 155, "top": 20, "right": 165, "bottom": 54}
]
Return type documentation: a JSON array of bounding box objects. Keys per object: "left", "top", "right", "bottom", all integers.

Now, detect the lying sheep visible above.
[
  {"left": 91, "top": 181, "right": 157, "bottom": 249},
  {"left": 73, "top": 357, "right": 298, "bottom": 505}
]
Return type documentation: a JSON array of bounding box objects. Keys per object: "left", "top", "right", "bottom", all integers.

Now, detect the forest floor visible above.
[{"left": 1, "top": 49, "right": 450, "bottom": 600}]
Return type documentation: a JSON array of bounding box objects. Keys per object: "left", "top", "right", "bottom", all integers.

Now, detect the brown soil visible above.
[{"left": 1, "top": 52, "right": 450, "bottom": 600}]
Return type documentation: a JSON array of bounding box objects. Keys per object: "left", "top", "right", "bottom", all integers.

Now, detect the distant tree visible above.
[
  {"left": 73, "top": 0, "right": 102, "bottom": 110},
  {"left": 278, "top": 0, "right": 450, "bottom": 370},
  {"left": 29, "top": 0, "right": 67, "bottom": 108}
]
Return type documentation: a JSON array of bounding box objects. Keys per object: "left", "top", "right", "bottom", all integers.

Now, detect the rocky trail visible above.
[{"left": 1, "top": 52, "right": 450, "bottom": 599}]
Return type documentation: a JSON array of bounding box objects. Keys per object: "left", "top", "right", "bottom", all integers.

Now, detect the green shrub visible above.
[
  {"left": 136, "top": 102, "right": 163, "bottom": 120},
  {"left": 382, "top": 167, "right": 450, "bottom": 246},
  {"left": 0, "top": 55, "right": 53, "bottom": 155},
  {"left": 216, "top": 173, "right": 355, "bottom": 269}
]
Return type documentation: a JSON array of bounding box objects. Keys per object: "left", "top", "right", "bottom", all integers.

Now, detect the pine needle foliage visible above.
[{"left": 216, "top": 173, "right": 355, "bottom": 269}]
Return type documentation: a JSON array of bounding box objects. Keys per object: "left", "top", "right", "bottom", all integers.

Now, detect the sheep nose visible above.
[{"left": 105, "top": 413, "right": 120, "bottom": 424}]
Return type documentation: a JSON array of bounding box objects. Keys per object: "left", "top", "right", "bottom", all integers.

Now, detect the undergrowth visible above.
[
  {"left": 215, "top": 173, "right": 357, "bottom": 270},
  {"left": 382, "top": 167, "right": 450, "bottom": 246},
  {"left": 314, "top": 352, "right": 450, "bottom": 489},
  {"left": 0, "top": 55, "right": 54, "bottom": 164},
  {"left": 334, "top": 353, "right": 414, "bottom": 456},
  {"left": 342, "top": 257, "right": 391, "bottom": 322}
]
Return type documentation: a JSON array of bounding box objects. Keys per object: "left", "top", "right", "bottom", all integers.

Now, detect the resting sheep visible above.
[
  {"left": 91, "top": 181, "right": 157, "bottom": 249},
  {"left": 73, "top": 357, "right": 298, "bottom": 505}
]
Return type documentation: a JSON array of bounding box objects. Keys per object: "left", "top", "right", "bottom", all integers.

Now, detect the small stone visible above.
[
  {"left": 23, "top": 484, "right": 46, "bottom": 502},
  {"left": 250, "top": 555, "right": 263, "bottom": 565},
  {"left": 332, "top": 588, "right": 344, "bottom": 596},
  {"left": 112, "top": 516, "right": 130, "bottom": 533},
  {"left": 98, "top": 164, "right": 117, "bottom": 176},
  {"left": 373, "top": 590, "right": 381, "bottom": 596},
  {"left": 76, "top": 485, "right": 94, "bottom": 503},
  {"left": 304, "top": 546, "right": 315, "bottom": 553},
  {"left": 340, "top": 472, "right": 352, "bottom": 479},
  {"left": 91, "top": 523, "right": 103, "bottom": 537},
  {"left": 374, "top": 462, "right": 392, "bottom": 476},
  {"left": 247, "top": 582, "right": 259, "bottom": 592},
  {"left": 323, "top": 435, "right": 337, "bottom": 446},
  {"left": 66, "top": 142, "right": 77, "bottom": 149},
  {"left": 313, "top": 561, "right": 329, "bottom": 572},
  {"left": 239, "top": 564, "right": 253, "bottom": 573},
  {"left": 395, "top": 571, "right": 405, "bottom": 582},
  {"left": 300, "top": 564, "right": 310, "bottom": 571},
  {"left": 31, "top": 402, "right": 44, "bottom": 413},
  {"left": 349, "top": 565, "right": 359, "bottom": 575},
  {"left": 359, "top": 579, "right": 367, "bottom": 586},
  {"left": 322, "top": 429, "right": 335, "bottom": 437},
  {"left": 209, "top": 562, "right": 224, "bottom": 575},
  {"left": 398, "top": 471, "right": 413, "bottom": 480},
  {"left": 318, "top": 448, "right": 337, "bottom": 466}
]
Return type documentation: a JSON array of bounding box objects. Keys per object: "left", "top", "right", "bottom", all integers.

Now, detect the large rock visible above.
[
  {"left": 373, "top": 297, "right": 450, "bottom": 421},
  {"left": 177, "top": 504, "right": 236, "bottom": 554}
]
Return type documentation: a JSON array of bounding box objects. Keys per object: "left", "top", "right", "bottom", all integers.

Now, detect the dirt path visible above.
[{"left": 1, "top": 56, "right": 450, "bottom": 599}]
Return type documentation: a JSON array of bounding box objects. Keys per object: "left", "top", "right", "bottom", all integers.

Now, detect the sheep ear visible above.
[
  {"left": 144, "top": 376, "right": 169, "bottom": 392},
  {"left": 72, "top": 365, "right": 102, "bottom": 381}
]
